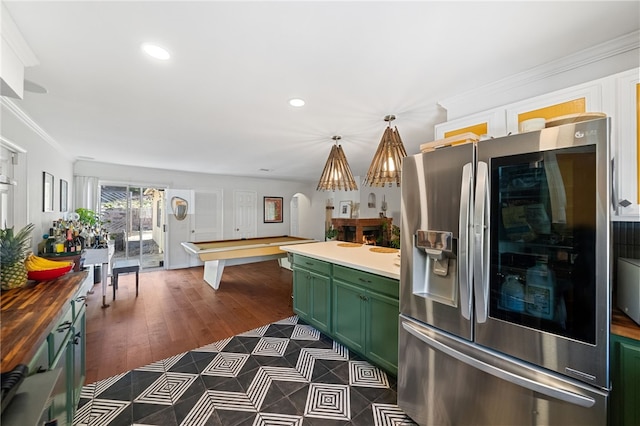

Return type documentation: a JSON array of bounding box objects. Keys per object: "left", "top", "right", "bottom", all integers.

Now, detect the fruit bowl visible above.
[{"left": 27, "top": 264, "right": 73, "bottom": 281}]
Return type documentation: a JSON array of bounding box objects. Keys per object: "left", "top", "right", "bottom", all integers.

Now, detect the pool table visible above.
[{"left": 181, "top": 235, "right": 315, "bottom": 290}]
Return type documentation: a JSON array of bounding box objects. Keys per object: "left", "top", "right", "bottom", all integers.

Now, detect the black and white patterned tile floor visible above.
[{"left": 73, "top": 315, "right": 417, "bottom": 426}]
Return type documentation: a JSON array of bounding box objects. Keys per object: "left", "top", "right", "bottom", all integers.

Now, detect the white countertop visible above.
[{"left": 281, "top": 241, "right": 400, "bottom": 280}]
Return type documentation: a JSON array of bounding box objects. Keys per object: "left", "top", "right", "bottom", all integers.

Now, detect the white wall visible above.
[
  {"left": 73, "top": 160, "right": 321, "bottom": 240},
  {"left": 0, "top": 99, "right": 74, "bottom": 252}
]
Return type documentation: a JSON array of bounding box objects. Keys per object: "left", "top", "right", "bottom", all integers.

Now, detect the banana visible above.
[{"left": 25, "top": 253, "right": 73, "bottom": 271}]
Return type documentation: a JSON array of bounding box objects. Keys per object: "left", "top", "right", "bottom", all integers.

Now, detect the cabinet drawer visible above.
[
  {"left": 48, "top": 306, "right": 73, "bottom": 362},
  {"left": 333, "top": 265, "right": 399, "bottom": 298},
  {"left": 292, "top": 254, "right": 331, "bottom": 275}
]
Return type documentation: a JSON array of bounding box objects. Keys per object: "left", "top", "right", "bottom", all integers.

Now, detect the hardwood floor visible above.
[{"left": 84, "top": 260, "right": 294, "bottom": 384}]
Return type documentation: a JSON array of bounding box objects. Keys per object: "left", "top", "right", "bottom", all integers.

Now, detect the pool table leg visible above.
[{"left": 203, "top": 259, "right": 226, "bottom": 290}]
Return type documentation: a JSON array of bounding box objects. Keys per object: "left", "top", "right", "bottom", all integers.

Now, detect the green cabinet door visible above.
[
  {"left": 309, "top": 271, "right": 331, "bottom": 333},
  {"left": 367, "top": 291, "right": 399, "bottom": 375},
  {"left": 610, "top": 333, "right": 640, "bottom": 426},
  {"left": 292, "top": 267, "right": 311, "bottom": 319},
  {"left": 333, "top": 279, "right": 365, "bottom": 353},
  {"left": 292, "top": 259, "right": 332, "bottom": 334}
]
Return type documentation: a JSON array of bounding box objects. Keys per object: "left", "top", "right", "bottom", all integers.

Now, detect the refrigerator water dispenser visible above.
[{"left": 413, "top": 230, "right": 458, "bottom": 306}]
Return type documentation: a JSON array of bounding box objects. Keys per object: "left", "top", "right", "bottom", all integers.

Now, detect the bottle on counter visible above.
[{"left": 66, "top": 229, "right": 75, "bottom": 253}]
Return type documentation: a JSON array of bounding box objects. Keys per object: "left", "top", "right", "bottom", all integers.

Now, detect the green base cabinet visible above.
[
  {"left": 366, "top": 290, "right": 399, "bottom": 373},
  {"left": 333, "top": 280, "right": 366, "bottom": 353},
  {"left": 291, "top": 254, "right": 400, "bottom": 375},
  {"left": 610, "top": 333, "right": 640, "bottom": 426},
  {"left": 332, "top": 265, "right": 399, "bottom": 375},
  {"left": 292, "top": 255, "right": 332, "bottom": 333}
]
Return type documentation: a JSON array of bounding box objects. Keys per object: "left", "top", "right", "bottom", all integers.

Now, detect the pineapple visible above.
[{"left": 0, "top": 223, "right": 35, "bottom": 290}]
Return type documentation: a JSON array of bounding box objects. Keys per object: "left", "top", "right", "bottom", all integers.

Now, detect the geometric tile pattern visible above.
[
  {"left": 371, "top": 403, "right": 419, "bottom": 425},
  {"left": 73, "top": 315, "right": 415, "bottom": 426},
  {"left": 201, "top": 352, "right": 249, "bottom": 377},
  {"left": 73, "top": 398, "right": 130, "bottom": 426},
  {"left": 290, "top": 324, "right": 321, "bottom": 340},
  {"left": 133, "top": 372, "right": 199, "bottom": 405},
  {"left": 304, "top": 383, "right": 351, "bottom": 420},
  {"left": 251, "top": 337, "right": 289, "bottom": 357},
  {"left": 349, "top": 360, "right": 391, "bottom": 388},
  {"left": 252, "top": 412, "right": 303, "bottom": 426}
]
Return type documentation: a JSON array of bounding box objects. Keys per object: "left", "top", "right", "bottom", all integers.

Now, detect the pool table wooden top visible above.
[{"left": 181, "top": 236, "right": 315, "bottom": 262}]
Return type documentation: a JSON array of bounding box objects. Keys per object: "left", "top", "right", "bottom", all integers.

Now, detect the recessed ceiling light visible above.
[
  {"left": 289, "top": 98, "right": 305, "bottom": 107},
  {"left": 141, "top": 43, "right": 170, "bottom": 60}
]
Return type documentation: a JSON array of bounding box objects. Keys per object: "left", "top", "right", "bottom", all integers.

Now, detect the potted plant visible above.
[
  {"left": 75, "top": 208, "right": 101, "bottom": 228},
  {"left": 0, "top": 223, "right": 35, "bottom": 290},
  {"left": 325, "top": 225, "right": 339, "bottom": 241}
]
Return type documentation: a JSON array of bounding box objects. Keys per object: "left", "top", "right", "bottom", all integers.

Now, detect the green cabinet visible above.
[
  {"left": 292, "top": 255, "right": 332, "bottom": 333},
  {"left": 333, "top": 280, "right": 366, "bottom": 353},
  {"left": 291, "top": 254, "right": 400, "bottom": 375},
  {"left": 610, "top": 333, "right": 640, "bottom": 426},
  {"left": 333, "top": 265, "right": 399, "bottom": 375},
  {"left": 17, "top": 273, "right": 91, "bottom": 426}
]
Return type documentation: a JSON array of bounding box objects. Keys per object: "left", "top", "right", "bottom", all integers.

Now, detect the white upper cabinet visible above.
[
  {"left": 434, "top": 109, "right": 507, "bottom": 141},
  {"left": 504, "top": 83, "right": 603, "bottom": 135},
  {"left": 435, "top": 67, "right": 640, "bottom": 221},
  {"left": 612, "top": 69, "right": 640, "bottom": 220}
]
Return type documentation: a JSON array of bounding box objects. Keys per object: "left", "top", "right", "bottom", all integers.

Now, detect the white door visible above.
[
  {"left": 192, "top": 189, "right": 223, "bottom": 242},
  {"left": 233, "top": 190, "right": 257, "bottom": 238},
  {"left": 165, "top": 189, "right": 194, "bottom": 269}
]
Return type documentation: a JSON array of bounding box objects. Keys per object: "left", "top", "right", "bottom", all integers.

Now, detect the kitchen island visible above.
[{"left": 281, "top": 241, "right": 400, "bottom": 374}]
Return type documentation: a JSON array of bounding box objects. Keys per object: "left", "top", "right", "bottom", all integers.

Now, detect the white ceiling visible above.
[{"left": 4, "top": 1, "right": 640, "bottom": 184}]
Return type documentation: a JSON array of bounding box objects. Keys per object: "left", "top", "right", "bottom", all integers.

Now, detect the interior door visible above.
[
  {"left": 233, "top": 190, "right": 257, "bottom": 239},
  {"left": 165, "top": 189, "right": 193, "bottom": 269},
  {"left": 192, "top": 190, "right": 223, "bottom": 242}
]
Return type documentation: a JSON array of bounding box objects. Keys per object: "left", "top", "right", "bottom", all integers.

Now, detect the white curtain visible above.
[{"left": 73, "top": 175, "right": 100, "bottom": 212}]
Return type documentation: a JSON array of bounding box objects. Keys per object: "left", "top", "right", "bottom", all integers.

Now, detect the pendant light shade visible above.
[
  {"left": 316, "top": 136, "right": 358, "bottom": 191},
  {"left": 364, "top": 115, "right": 408, "bottom": 187}
]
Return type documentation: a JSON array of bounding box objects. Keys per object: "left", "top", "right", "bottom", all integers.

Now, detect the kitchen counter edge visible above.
[{"left": 281, "top": 241, "right": 400, "bottom": 280}]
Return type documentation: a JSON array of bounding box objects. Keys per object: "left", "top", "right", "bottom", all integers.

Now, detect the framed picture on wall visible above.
[
  {"left": 264, "top": 197, "right": 283, "bottom": 223},
  {"left": 60, "top": 179, "right": 68, "bottom": 212},
  {"left": 339, "top": 200, "right": 352, "bottom": 218},
  {"left": 43, "top": 172, "right": 54, "bottom": 212}
]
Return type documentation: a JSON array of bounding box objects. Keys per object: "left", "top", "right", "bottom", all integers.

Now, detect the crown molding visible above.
[
  {"left": 438, "top": 30, "right": 640, "bottom": 114},
  {"left": 1, "top": 97, "right": 70, "bottom": 158},
  {"left": 0, "top": 135, "right": 27, "bottom": 153},
  {"left": 1, "top": 3, "right": 39, "bottom": 67}
]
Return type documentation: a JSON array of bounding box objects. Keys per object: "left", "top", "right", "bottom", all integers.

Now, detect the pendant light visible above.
[
  {"left": 364, "top": 115, "right": 408, "bottom": 187},
  {"left": 316, "top": 136, "right": 358, "bottom": 191}
]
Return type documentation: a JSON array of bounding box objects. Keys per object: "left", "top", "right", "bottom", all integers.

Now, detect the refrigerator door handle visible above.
[
  {"left": 402, "top": 321, "right": 596, "bottom": 408},
  {"left": 610, "top": 157, "right": 618, "bottom": 213},
  {"left": 458, "top": 162, "right": 473, "bottom": 320},
  {"left": 473, "top": 161, "right": 490, "bottom": 323}
]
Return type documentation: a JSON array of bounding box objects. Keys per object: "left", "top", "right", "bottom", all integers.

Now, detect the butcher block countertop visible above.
[
  {"left": 0, "top": 271, "right": 88, "bottom": 373},
  {"left": 281, "top": 240, "right": 400, "bottom": 280},
  {"left": 612, "top": 307, "right": 640, "bottom": 341}
]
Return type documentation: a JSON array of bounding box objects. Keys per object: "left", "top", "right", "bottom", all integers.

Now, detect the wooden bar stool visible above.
[{"left": 111, "top": 259, "right": 140, "bottom": 300}]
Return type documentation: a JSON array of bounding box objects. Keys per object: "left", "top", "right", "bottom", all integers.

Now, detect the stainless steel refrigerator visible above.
[{"left": 398, "top": 118, "right": 611, "bottom": 425}]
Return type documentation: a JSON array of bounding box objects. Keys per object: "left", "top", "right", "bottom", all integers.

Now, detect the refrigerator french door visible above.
[{"left": 399, "top": 118, "right": 611, "bottom": 425}]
